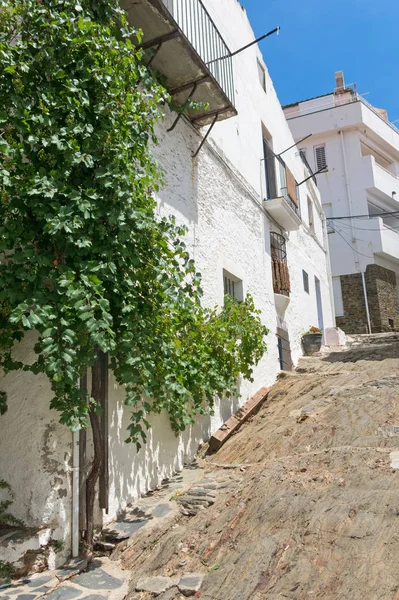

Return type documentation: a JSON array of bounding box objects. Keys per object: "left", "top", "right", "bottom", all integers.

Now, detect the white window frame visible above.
[
  {"left": 257, "top": 59, "right": 267, "bottom": 93},
  {"left": 223, "top": 269, "right": 244, "bottom": 302}
]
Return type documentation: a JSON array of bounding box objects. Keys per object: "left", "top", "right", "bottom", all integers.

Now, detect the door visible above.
[
  {"left": 263, "top": 139, "right": 277, "bottom": 200},
  {"left": 315, "top": 277, "right": 324, "bottom": 331}
]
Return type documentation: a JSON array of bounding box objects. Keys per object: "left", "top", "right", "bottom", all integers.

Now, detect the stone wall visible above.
[
  {"left": 336, "top": 265, "right": 399, "bottom": 334},
  {"left": 336, "top": 273, "right": 368, "bottom": 334},
  {"left": 366, "top": 264, "right": 399, "bottom": 332}
]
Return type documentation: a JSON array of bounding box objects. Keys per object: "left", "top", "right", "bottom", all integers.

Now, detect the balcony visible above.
[
  {"left": 122, "top": 0, "right": 237, "bottom": 127},
  {"left": 362, "top": 155, "right": 399, "bottom": 202},
  {"left": 357, "top": 217, "right": 399, "bottom": 264},
  {"left": 271, "top": 232, "right": 290, "bottom": 315},
  {"left": 263, "top": 160, "right": 301, "bottom": 231}
]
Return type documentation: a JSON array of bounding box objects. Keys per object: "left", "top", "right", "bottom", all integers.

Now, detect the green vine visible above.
[
  {"left": 0, "top": 0, "right": 268, "bottom": 449},
  {"left": 0, "top": 560, "right": 15, "bottom": 584}
]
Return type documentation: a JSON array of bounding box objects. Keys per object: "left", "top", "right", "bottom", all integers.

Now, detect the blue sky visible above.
[{"left": 242, "top": 0, "right": 399, "bottom": 122}]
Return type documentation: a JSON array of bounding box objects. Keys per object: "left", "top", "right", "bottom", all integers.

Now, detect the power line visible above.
[
  {"left": 332, "top": 219, "right": 399, "bottom": 233},
  {"left": 331, "top": 226, "right": 375, "bottom": 259},
  {"left": 326, "top": 210, "right": 399, "bottom": 220}
]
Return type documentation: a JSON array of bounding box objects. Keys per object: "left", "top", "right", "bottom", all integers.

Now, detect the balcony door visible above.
[{"left": 263, "top": 139, "right": 277, "bottom": 200}]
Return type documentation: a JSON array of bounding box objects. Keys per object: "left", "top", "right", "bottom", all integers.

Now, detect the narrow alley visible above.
[{"left": 4, "top": 334, "right": 399, "bottom": 600}]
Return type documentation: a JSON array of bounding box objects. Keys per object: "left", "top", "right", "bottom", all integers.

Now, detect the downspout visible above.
[
  {"left": 339, "top": 131, "right": 371, "bottom": 333},
  {"left": 71, "top": 431, "right": 80, "bottom": 558},
  {"left": 361, "top": 271, "right": 372, "bottom": 334},
  {"left": 321, "top": 208, "right": 336, "bottom": 327}
]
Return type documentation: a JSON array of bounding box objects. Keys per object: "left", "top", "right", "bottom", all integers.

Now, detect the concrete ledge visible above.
[{"left": 209, "top": 387, "right": 269, "bottom": 452}]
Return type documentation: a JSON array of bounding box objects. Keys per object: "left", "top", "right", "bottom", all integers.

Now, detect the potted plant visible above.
[{"left": 302, "top": 326, "right": 323, "bottom": 355}]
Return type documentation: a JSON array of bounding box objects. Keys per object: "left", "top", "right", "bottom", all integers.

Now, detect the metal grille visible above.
[
  {"left": 271, "top": 233, "right": 290, "bottom": 296},
  {"left": 168, "top": 0, "right": 235, "bottom": 105},
  {"left": 270, "top": 232, "right": 287, "bottom": 263}
]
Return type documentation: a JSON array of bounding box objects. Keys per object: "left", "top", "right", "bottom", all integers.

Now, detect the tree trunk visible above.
[{"left": 85, "top": 356, "right": 104, "bottom": 549}]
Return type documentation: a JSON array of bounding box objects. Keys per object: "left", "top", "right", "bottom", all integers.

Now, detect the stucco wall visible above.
[
  {"left": 0, "top": 0, "right": 335, "bottom": 546},
  {"left": 0, "top": 332, "right": 72, "bottom": 551},
  {"left": 104, "top": 100, "right": 334, "bottom": 523}
]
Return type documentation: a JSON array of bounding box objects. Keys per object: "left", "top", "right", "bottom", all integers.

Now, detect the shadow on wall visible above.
[
  {"left": 0, "top": 332, "right": 73, "bottom": 547},
  {"left": 106, "top": 372, "right": 241, "bottom": 523},
  {"left": 154, "top": 111, "right": 200, "bottom": 229}
]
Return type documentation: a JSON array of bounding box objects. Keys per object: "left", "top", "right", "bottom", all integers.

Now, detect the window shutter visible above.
[
  {"left": 315, "top": 145, "right": 327, "bottom": 171},
  {"left": 285, "top": 165, "right": 297, "bottom": 206}
]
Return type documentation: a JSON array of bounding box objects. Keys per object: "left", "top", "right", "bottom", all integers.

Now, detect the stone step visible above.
[
  {"left": 347, "top": 332, "right": 399, "bottom": 347},
  {"left": 0, "top": 527, "right": 58, "bottom": 579}
]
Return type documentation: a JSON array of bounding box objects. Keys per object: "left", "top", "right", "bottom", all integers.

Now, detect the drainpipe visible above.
[
  {"left": 361, "top": 271, "right": 372, "bottom": 334},
  {"left": 71, "top": 431, "right": 80, "bottom": 558}
]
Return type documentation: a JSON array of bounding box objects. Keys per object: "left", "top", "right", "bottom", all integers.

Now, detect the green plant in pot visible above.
[{"left": 302, "top": 326, "right": 323, "bottom": 356}]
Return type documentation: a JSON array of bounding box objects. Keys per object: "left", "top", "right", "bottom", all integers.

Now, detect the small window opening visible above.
[
  {"left": 303, "top": 270, "right": 309, "bottom": 294},
  {"left": 223, "top": 269, "right": 243, "bottom": 302},
  {"left": 257, "top": 59, "right": 267, "bottom": 92},
  {"left": 307, "top": 197, "right": 314, "bottom": 233}
]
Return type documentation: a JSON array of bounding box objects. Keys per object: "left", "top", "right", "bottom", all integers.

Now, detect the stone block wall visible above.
[
  {"left": 366, "top": 264, "right": 399, "bottom": 332},
  {"left": 336, "top": 264, "right": 399, "bottom": 334},
  {"left": 336, "top": 273, "right": 368, "bottom": 334}
]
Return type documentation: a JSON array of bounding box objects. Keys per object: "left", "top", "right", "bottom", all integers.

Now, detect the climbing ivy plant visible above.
[{"left": 0, "top": 0, "right": 268, "bottom": 545}]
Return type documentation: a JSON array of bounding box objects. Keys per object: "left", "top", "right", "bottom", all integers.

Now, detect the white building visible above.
[
  {"left": 284, "top": 71, "right": 399, "bottom": 334},
  {"left": 0, "top": 0, "right": 334, "bottom": 570}
]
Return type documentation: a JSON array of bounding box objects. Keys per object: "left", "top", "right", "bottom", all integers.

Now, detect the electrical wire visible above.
[
  {"left": 326, "top": 210, "right": 399, "bottom": 220},
  {"left": 332, "top": 218, "right": 399, "bottom": 233},
  {"left": 331, "top": 226, "right": 375, "bottom": 259}
]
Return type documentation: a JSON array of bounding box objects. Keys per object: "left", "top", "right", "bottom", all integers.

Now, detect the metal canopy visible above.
[{"left": 121, "top": 0, "right": 237, "bottom": 127}]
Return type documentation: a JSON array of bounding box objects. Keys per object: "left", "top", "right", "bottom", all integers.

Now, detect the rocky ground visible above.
[{"left": 4, "top": 336, "right": 399, "bottom": 599}]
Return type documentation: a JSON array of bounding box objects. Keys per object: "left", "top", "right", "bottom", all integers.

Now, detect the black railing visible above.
[
  {"left": 271, "top": 233, "right": 290, "bottom": 296},
  {"left": 270, "top": 232, "right": 287, "bottom": 263},
  {"left": 166, "top": 0, "right": 235, "bottom": 105}
]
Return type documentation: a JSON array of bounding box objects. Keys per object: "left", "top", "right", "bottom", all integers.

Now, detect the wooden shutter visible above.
[{"left": 285, "top": 165, "right": 297, "bottom": 206}]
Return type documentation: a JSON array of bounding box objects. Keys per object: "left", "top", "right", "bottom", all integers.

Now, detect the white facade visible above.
[
  {"left": 284, "top": 77, "right": 399, "bottom": 322},
  {"left": 0, "top": 0, "right": 334, "bottom": 562}
]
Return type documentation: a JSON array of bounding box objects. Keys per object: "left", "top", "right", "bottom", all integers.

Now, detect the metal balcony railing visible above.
[
  {"left": 165, "top": 0, "right": 235, "bottom": 106},
  {"left": 271, "top": 233, "right": 290, "bottom": 296}
]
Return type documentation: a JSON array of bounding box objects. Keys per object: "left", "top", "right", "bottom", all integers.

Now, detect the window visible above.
[
  {"left": 303, "top": 270, "right": 309, "bottom": 293},
  {"left": 223, "top": 269, "right": 243, "bottom": 302},
  {"left": 332, "top": 276, "right": 344, "bottom": 317},
  {"left": 307, "top": 197, "right": 314, "bottom": 233},
  {"left": 257, "top": 59, "right": 266, "bottom": 92},
  {"left": 263, "top": 135, "right": 277, "bottom": 200},
  {"left": 315, "top": 145, "right": 327, "bottom": 171}
]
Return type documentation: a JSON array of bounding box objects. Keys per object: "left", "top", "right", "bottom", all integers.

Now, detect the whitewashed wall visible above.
[
  {"left": 285, "top": 97, "right": 399, "bottom": 281},
  {"left": 0, "top": 332, "right": 72, "bottom": 555},
  {"left": 105, "top": 0, "right": 335, "bottom": 521},
  {"left": 0, "top": 0, "right": 334, "bottom": 546}
]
